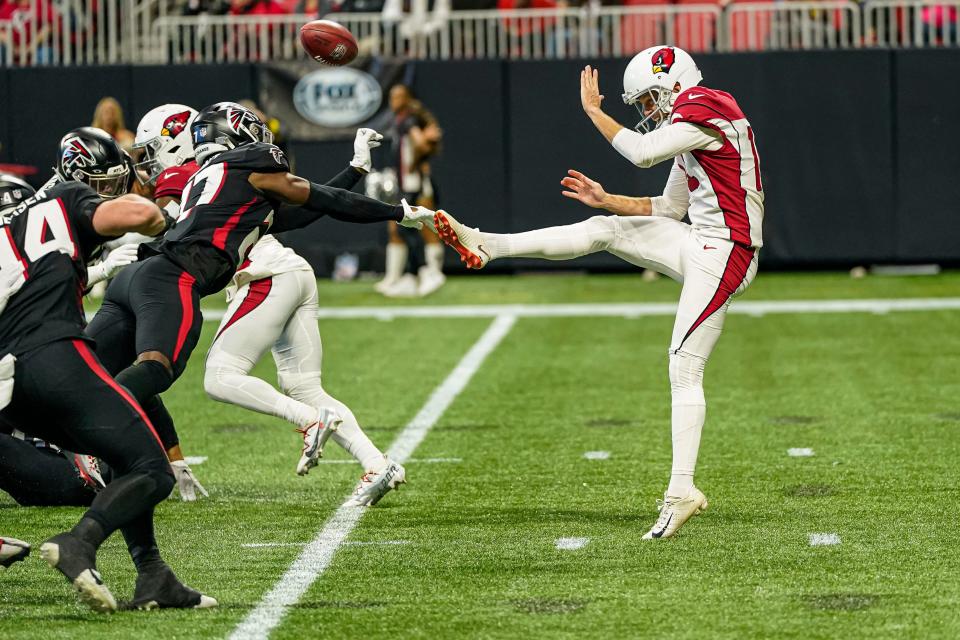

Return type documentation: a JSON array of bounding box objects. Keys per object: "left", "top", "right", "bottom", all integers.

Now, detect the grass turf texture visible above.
[{"left": 5, "top": 272, "right": 960, "bottom": 639}]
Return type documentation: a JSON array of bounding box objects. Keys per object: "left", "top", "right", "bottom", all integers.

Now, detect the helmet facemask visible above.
[
  {"left": 132, "top": 137, "right": 166, "bottom": 185},
  {"left": 624, "top": 86, "right": 674, "bottom": 134},
  {"left": 76, "top": 163, "right": 131, "bottom": 200}
]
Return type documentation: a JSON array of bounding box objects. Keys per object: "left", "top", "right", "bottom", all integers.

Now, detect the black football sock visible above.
[
  {"left": 71, "top": 516, "right": 108, "bottom": 549},
  {"left": 80, "top": 467, "right": 175, "bottom": 546},
  {"left": 121, "top": 511, "right": 164, "bottom": 573},
  {"left": 141, "top": 395, "right": 180, "bottom": 451},
  {"left": 115, "top": 360, "right": 174, "bottom": 404}
]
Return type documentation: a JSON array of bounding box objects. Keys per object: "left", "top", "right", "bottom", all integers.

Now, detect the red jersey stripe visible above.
[{"left": 212, "top": 196, "right": 257, "bottom": 251}]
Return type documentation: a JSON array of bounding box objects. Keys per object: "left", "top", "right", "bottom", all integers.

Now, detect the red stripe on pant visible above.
[
  {"left": 215, "top": 277, "right": 273, "bottom": 341},
  {"left": 678, "top": 243, "right": 755, "bottom": 350},
  {"left": 173, "top": 271, "right": 197, "bottom": 363},
  {"left": 71, "top": 339, "right": 165, "bottom": 452}
]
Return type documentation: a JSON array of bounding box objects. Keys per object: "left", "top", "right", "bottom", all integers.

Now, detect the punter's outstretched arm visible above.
[{"left": 579, "top": 65, "right": 720, "bottom": 168}]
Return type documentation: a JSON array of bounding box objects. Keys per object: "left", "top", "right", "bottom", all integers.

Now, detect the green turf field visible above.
[{"left": 5, "top": 271, "right": 960, "bottom": 639}]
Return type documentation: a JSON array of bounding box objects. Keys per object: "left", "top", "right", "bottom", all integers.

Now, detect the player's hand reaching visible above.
[
  {"left": 399, "top": 198, "right": 437, "bottom": 231},
  {"left": 350, "top": 128, "right": 384, "bottom": 173},
  {"left": 561, "top": 169, "right": 608, "bottom": 209},
  {"left": 171, "top": 459, "right": 209, "bottom": 502},
  {"left": 101, "top": 243, "right": 141, "bottom": 278},
  {"left": 580, "top": 65, "right": 604, "bottom": 115}
]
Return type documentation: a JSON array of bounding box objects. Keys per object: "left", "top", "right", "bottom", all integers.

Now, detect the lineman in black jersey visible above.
[
  {"left": 0, "top": 152, "right": 215, "bottom": 611},
  {"left": 85, "top": 102, "right": 435, "bottom": 454}
]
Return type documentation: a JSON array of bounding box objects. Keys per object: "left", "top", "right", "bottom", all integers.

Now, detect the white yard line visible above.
[
  {"left": 555, "top": 537, "right": 590, "bottom": 550},
  {"left": 787, "top": 448, "right": 816, "bottom": 457},
  {"left": 229, "top": 314, "right": 517, "bottom": 640},
  {"left": 84, "top": 297, "right": 960, "bottom": 323},
  {"left": 583, "top": 451, "right": 611, "bottom": 460},
  {"left": 809, "top": 533, "right": 842, "bottom": 547},
  {"left": 315, "top": 457, "right": 463, "bottom": 465}
]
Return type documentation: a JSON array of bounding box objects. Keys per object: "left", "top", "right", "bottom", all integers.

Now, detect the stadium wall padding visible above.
[{"left": 1, "top": 52, "right": 955, "bottom": 273}]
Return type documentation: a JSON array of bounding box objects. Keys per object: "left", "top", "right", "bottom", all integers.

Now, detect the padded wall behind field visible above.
[{"left": 1, "top": 52, "right": 955, "bottom": 272}]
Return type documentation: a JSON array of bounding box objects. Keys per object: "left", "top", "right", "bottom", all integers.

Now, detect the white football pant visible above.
[
  {"left": 482, "top": 215, "right": 758, "bottom": 497},
  {"left": 204, "top": 269, "right": 385, "bottom": 472}
]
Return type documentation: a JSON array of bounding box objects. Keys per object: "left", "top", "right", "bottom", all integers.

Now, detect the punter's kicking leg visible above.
[{"left": 204, "top": 270, "right": 402, "bottom": 503}]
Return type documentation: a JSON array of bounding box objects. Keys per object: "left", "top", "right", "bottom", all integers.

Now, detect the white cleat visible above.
[
  {"left": 0, "top": 536, "right": 30, "bottom": 569},
  {"left": 381, "top": 273, "right": 419, "bottom": 298},
  {"left": 416, "top": 266, "right": 446, "bottom": 297},
  {"left": 642, "top": 487, "right": 709, "bottom": 540},
  {"left": 433, "top": 211, "right": 490, "bottom": 270},
  {"left": 345, "top": 459, "right": 406, "bottom": 507},
  {"left": 296, "top": 408, "right": 342, "bottom": 476}
]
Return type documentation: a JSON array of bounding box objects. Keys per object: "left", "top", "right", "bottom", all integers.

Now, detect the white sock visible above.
[
  {"left": 666, "top": 352, "right": 707, "bottom": 499},
  {"left": 383, "top": 243, "right": 408, "bottom": 283},
  {"left": 424, "top": 242, "right": 444, "bottom": 273},
  {"left": 667, "top": 403, "right": 706, "bottom": 498},
  {"left": 329, "top": 408, "right": 387, "bottom": 473},
  {"left": 480, "top": 216, "right": 616, "bottom": 261}
]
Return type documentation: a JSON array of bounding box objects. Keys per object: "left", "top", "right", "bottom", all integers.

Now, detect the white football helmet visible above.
[
  {"left": 133, "top": 104, "right": 198, "bottom": 184},
  {"left": 622, "top": 46, "right": 703, "bottom": 133}
]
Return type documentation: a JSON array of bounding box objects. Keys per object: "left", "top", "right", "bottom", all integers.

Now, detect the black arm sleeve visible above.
[
  {"left": 270, "top": 182, "right": 403, "bottom": 233},
  {"left": 324, "top": 165, "right": 365, "bottom": 191}
]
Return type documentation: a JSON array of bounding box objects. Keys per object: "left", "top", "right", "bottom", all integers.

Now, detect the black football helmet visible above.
[
  {"left": 0, "top": 174, "right": 36, "bottom": 215},
  {"left": 192, "top": 102, "right": 273, "bottom": 165},
  {"left": 55, "top": 127, "right": 132, "bottom": 199}
]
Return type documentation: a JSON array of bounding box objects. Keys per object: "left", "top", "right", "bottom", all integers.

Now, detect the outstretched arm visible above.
[
  {"left": 91, "top": 194, "right": 167, "bottom": 237},
  {"left": 560, "top": 169, "right": 652, "bottom": 216}
]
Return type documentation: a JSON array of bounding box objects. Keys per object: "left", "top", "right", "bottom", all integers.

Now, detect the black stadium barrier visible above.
[{"left": 0, "top": 50, "right": 956, "bottom": 274}]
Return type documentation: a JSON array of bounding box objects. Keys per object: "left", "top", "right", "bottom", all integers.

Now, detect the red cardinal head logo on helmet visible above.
[
  {"left": 160, "top": 111, "right": 191, "bottom": 137},
  {"left": 651, "top": 47, "right": 676, "bottom": 75}
]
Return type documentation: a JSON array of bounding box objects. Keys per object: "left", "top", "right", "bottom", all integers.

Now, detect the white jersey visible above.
[
  {"left": 611, "top": 86, "right": 764, "bottom": 249},
  {"left": 226, "top": 234, "right": 312, "bottom": 301}
]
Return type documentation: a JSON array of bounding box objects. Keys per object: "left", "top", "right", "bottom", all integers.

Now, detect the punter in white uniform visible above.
[
  {"left": 434, "top": 46, "right": 763, "bottom": 539},
  {"left": 203, "top": 131, "right": 407, "bottom": 507}
]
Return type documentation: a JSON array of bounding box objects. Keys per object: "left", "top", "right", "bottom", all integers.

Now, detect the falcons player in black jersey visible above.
[
  {"left": 0, "top": 133, "right": 215, "bottom": 612},
  {"left": 86, "top": 102, "right": 434, "bottom": 471}
]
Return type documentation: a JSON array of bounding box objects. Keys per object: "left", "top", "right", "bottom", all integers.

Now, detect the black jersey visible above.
[
  {"left": 152, "top": 142, "right": 289, "bottom": 296},
  {"left": 0, "top": 182, "right": 112, "bottom": 356}
]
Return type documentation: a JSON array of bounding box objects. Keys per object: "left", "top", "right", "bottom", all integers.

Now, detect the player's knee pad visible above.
[{"left": 668, "top": 351, "right": 706, "bottom": 406}]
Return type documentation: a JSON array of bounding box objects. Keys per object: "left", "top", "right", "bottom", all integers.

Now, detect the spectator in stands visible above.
[
  {"left": 181, "top": 0, "right": 230, "bottom": 16},
  {"left": 377, "top": 83, "right": 445, "bottom": 298},
  {"left": 229, "top": 0, "right": 287, "bottom": 15},
  {"left": 91, "top": 97, "right": 135, "bottom": 153},
  {"left": 923, "top": 4, "right": 958, "bottom": 44},
  {"left": 1, "top": 0, "right": 56, "bottom": 65}
]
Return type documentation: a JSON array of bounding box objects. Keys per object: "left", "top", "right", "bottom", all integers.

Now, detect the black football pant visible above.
[
  {"left": 0, "top": 338, "right": 173, "bottom": 565},
  {"left": 86, "top": 255, "right": 204, "bottom": 450},
  {"left": 0, "top": 433, "right": 97, "bottom": 507}
]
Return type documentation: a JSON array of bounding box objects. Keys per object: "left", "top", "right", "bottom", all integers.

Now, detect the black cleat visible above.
[
  {"left": 0, "top": 536, "right": 30, "bottom": 568},
  {"left": 122, "top": 564, "right": 218, "bottom": 610},
  {"left": 39, "top": 532, "right": 117, "bottom": 613}
]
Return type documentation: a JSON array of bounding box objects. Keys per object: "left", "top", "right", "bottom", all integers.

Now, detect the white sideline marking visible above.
[
  {"left": 583, "top": 451, "right": 611, "bottom": 460},
  {"left": 83, "top": 297, "right": 960, "bottom": 324},
  {"left": 555, "top": 537, "right": 590, "bottom": 550},
  {"left": 788, "top": 448, "right": 815, "bottom": 457},
  {"left": 183, "top": 456, "right": 208, "bottom": 465},
  {"left": 229, "top": 314, "right": 516, "bottom": 640},
  {"left": 316, "top": 457, "right": 463, "bottom": 465},
  {"left": 809, "top": 533, "right": 841, "bottom": 547},
  {"left": 242, "top": 543, "right": 305, "bottom": 548}
]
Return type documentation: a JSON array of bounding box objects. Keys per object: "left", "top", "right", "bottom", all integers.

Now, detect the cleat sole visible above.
[
  {"left": 40, "top": 543, "right": 117, "bottom": 613},
  {"left": 434, "top": 212, "right": 484, "bottom": 270}
]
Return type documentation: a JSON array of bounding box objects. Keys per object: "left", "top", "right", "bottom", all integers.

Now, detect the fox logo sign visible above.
[
  {"left": 651, "top": 47, "right": 676, "bottom": 75},
  {"left": 161, "top": 110, "right": 191, "bottom": 137}
]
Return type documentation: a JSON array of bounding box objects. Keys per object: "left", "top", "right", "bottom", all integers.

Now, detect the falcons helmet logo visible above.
[
  {"left": 62, "top": 138, "right": 95, "bottom": 172},
  {"left": 651, "top": 47, "right": 676, "bottom": 75},
  {"left": 161, "top": 110, "right": 191, "bottom": 137}
]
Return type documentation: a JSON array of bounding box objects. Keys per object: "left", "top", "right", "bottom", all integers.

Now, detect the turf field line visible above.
[
  {"left": 85, "top": 297, "right": 960, "bottom": 323},
  {"left": 315, "top": 457, "right": 463, "bottom": 465},
  {"left": 809, "top": 533, "right": 842, "bottom": 546},
  {"left": 228, "top": 314, "right": 517, "bottom": 640}
]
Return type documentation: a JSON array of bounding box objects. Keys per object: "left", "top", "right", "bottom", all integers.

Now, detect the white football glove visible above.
[
  {"left": 398, "top": 198, "right": 437, "bottom": 231},
  {"left": 0, "top": 264, "right": 26, "bottom": 316},
  {"left": 350, "top": 128, "right": 383, "bottom": 173},
  {"left": 171, "top": 459, "right": 209, "bottom": 502},
  {"left": 87, "top": 243, "right": 141, "bottom": 286}
]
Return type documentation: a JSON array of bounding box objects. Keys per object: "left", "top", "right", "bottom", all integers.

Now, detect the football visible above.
[{"left": 299, "top": 20, "right": 358, "bottom": 66}]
